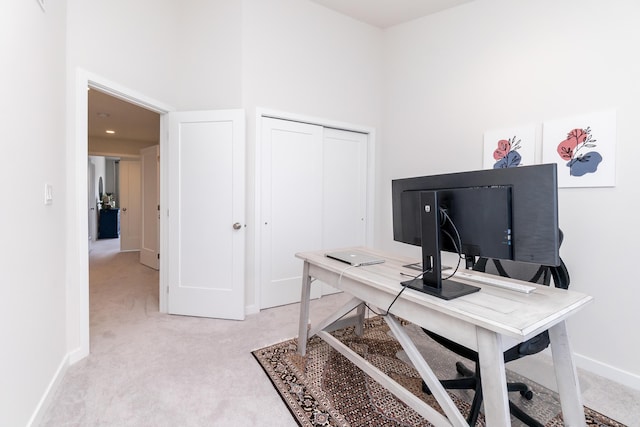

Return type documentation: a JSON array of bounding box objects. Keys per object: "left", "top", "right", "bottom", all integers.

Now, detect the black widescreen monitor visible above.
[{"left": 391, "top": 164, "right": 560, "bottom": 300}]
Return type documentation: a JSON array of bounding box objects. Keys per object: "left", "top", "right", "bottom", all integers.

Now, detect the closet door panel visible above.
[
  {"left": 261, "top": 118, "right": 323, "bottom": 308},
  {"left": 321, "top": 128, "right": 368, "bottom": 295}
]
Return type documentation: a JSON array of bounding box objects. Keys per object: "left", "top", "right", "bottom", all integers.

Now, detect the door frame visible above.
[
  {"left": 70, "top": 69, "right": 173, "bottom": 362},
  {"left": 253, "top": 108, "right": 376, "bottom": 312},
  {"left": 88, "top": 159, "right": 96, "bottom": 247}
]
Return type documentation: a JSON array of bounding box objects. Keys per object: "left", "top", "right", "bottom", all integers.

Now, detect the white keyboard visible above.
[{"left": 452, "top": 271, "right": 537, "bottom": 294}]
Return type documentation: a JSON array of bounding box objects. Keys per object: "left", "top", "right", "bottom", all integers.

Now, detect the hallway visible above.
[{"left": 88, "top": 238, "right": 159, "bottom": 349}]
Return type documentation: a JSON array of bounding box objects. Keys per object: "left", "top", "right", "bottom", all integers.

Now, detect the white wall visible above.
[
  {"left": 66, "top": 0, "right": 181, "bottom": 106},
  {"left": 242, "top": 0, "right": 382, "bottom": 123},
  {"left": 0, "top": 1, "right": 68, "bottom": 426},
  {"left": 379, "top": 0, "right": 640, "bottom": 388},
  {"left": 88, "top": 156, "right": 106, "bottom": 240},
  {"left": 174, "top": 0, "right": 243, "bottom": 110},
  {"left": 89, "top": 155, "right": 106, "bottom": 201},
  {"left": 66, "top": 0, "right": 242, "bottom": 108}
]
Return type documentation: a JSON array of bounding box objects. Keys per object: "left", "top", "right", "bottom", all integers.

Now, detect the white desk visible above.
[{"left": 296, "top": 247, "right": 593, "bottom": 427}]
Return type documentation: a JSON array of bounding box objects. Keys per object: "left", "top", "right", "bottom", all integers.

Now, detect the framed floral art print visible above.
[{"left": 542, "top": 111, "right": 616, "bottom": 188}]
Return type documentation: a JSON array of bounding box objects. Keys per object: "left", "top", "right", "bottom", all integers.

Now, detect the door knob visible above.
[{"left": 233, "top": 222, "right": 242, "bottom": 230}]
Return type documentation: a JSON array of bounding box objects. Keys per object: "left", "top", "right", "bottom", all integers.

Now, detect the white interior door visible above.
[
  {"left": 167, "top": 110, "right": 245, "bottom": 320},
  {"left": 140, "top": 145, "right": 159, "bottom": 269},
  {"left": 321, "top": 128, "right": 368, "bottom": 295},
  {"left": 260, "top": 118, "right": 324, "bottom": 308},
  {"left": 119, "top": 160, "right": 141, "bottom": 251}
]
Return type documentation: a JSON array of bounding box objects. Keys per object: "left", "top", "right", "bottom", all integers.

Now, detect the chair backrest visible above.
[
  {"left": 473, "top": 258, "right": 552, "bottom": 285},
  {"left": 472, "top": 258, "right": 570, "bottom": 290},
  {"left": 471, "top": 230, "right": 570, "bottom": 356},
  {"left": 471, "top": 229, "right": 570, "bottom": 290}
]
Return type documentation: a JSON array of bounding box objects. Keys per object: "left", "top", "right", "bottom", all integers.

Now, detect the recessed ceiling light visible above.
[{"left": 106, "top": 130, "right": 116, "bottom": 134}]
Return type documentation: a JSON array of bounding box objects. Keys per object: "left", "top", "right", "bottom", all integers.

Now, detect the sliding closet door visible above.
[
  {"left": 260, "top": 118, "right": 369, "bottom": 308},
  {"left": 321, "top": 128, "right": 368, "bottom": 295},
  {"left": 260, "top": 118, "right": 324, "bottom": 308}
]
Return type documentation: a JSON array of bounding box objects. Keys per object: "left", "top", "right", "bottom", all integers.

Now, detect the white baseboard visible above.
[
  {"left": 574, "top": 352, "right": 640, "bottom": 391},
  {"left": 67, "top": 345, "right": 89, "bottom": 365},
  {"left": 26, "top": 353, "right": 70, "bottom": 427},
  {"left": 245, "top": 303, "right": 259, "bottom": 316}
]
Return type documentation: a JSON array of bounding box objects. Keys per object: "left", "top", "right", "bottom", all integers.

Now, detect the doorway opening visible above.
[
  {"left": 87, "top": 88, "right": 161, "bottom": 349},
  {"left": 72, "top": 72, "right": 172, "bottom": 361}
]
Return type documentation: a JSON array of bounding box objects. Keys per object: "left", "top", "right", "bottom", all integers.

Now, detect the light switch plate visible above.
[{"left": 44, "top": 183, "right": 53, "bottom": 205}]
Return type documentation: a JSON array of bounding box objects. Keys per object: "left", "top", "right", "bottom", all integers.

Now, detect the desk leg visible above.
[
  {"left": 549, "top": 321, "right": 586, "bottom": 427},
  {"left": 477, "top": 327, "right": 511, "bottom": 427},
  {"left": 355, "top": 303, "right": 365, "bottom": 336},
  {"left": 297, "top": 261, "right": 312, "bottom": 356},
  {"left": 385, "top": 316, "right": 468, "bottom": 427}
]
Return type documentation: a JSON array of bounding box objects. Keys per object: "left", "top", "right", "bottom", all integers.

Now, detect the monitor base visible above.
[{"left": 401, "top": 278, "right": 480, "bottom": 300}]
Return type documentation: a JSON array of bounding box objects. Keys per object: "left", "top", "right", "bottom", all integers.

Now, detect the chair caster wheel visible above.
[
  {"left": 520, "top": 389, "right": 533, "bottom": 400},
  {"left": 455, "top": 361, "right": 473, "bottom": 376}
]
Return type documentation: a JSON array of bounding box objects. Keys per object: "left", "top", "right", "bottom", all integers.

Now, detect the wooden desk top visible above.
[{"left": 296, "top": 247, "right": 593, "bottom": 344}]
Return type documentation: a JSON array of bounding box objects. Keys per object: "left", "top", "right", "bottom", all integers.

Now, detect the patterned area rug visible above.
[{"left": 252, "top": 316, "right": 626, "bottom": 427}]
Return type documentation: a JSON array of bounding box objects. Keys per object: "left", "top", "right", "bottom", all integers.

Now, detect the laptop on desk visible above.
[{"left": 325, "top": 250, "right": 385, "bottom": 267}]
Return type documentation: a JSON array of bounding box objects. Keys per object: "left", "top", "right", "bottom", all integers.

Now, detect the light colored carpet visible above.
[{"left": 41, "top": 239, "right": 351, "bottom": 426}]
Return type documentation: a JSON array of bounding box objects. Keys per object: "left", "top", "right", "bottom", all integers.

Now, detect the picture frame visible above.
[{"left": 542, "top": 111, "right": 616, "bottom": 188}]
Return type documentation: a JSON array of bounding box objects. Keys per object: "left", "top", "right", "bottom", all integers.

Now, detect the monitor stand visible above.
[
  {"left": 401, "top": 277, "right": 479, "bottom": 300},
  {"left": 401, "top": 190, "right": 479, "bottom": 300}
]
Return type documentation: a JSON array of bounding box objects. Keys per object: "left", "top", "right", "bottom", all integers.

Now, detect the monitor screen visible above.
[
  {"left": 391, "top": 164, "right": 559, "bottom": 299},
  {"left": 399, "top": 186, "right": 513, "bottom": 260}
]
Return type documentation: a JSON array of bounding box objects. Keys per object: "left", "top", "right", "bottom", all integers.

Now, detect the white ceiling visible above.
[
  {"left": 87, "top": 1, "right": 474, "bottom": 144},
  {"left": 88, "top": 89, "right": 160, "bottom": 144},
  {"left": 308, "top": 0, "right": 474, "bottom": 28}
]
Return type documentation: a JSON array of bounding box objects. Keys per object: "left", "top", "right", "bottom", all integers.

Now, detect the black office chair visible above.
[{"left": 422, "top": 231, "right": 570, "bottom": 427}]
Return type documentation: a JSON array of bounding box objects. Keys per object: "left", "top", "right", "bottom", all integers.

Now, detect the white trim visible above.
[
  {"left": 521, "top": 347, "right": 640, "bottom": 393},
  {"left": 66, "top": 346, "right": 87, "bottom": 365},
  {"left": 253, "top": 107, "right": 376, "bottom": 311},
  {"left": 574, "top": 353, "right": 640, "bottom": 391},
  {"left": 70, "top": 69, "right": 174, "bottom": 362},
  {"left": 87, "top": 79, "right": 173, "bottom": 114},
  {"left": 244, "top": 304, "right": 260, "bottom": 316},
  {"left": 159, "top": 114, "right": 169, "bottom": 314},
  {"left": 258, "top": 107, "right": 375, "bottom": 135},
  {"left": 26, "top": 354, "right": 69, "bottom": 427},
  {"left": 87, "top": 151, "right": 141, "bottom": 160}
]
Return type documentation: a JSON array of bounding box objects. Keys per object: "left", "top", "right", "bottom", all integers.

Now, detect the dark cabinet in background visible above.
[{"left": 98, "top": 208, "right": 120, "bottom": 239}]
